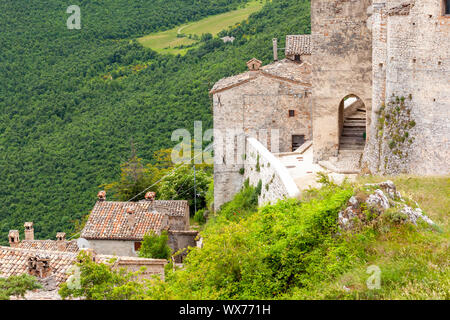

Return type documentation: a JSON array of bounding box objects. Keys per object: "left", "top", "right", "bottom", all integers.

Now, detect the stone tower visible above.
[
  {"left": 311, "top": 0, "right": 373, "bottom": 161},
  {"left": 363, "top": 0, "right": 450, "bottom": 175}
]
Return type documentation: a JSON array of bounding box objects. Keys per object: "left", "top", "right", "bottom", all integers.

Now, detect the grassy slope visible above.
[
  {"left": 291, "top": 176, "right": 450, "bottom": 299},
  {"left": 155, "top": 175, "right": 449, "bottom": 300},
  {"left": 138, "top": 0, "right": 265, "bottom": 55}
]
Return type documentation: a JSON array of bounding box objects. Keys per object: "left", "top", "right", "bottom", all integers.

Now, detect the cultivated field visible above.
[{"left": 138, "top": 0, "right": 265, "bottom": 55}]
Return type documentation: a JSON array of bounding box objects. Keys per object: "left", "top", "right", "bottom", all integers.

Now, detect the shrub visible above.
[
  {"left": 138, "top": 230, "right": 171, "bottom": 259},
  {"left": 0, "top": 274, "right": 42, "bottom": 300},
  {"left": 194, "top": 209, "right": 206, "bottom": 224}
]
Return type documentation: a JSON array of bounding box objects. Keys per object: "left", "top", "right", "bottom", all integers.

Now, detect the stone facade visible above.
[
  {"left": 86, "top": 239, "right": 140, "bottom": 257},
  {"left": 364, "top": 0, "right": 450, "bottom": 174},
  {"left": 311, "top": 0, "right": 373, "bottom": 161},
  {"left": 212, "top": 58, "right": 312, "bottom": 209},
  {"left": 244, "top": 138, "right": 300, "bottom": 205}
]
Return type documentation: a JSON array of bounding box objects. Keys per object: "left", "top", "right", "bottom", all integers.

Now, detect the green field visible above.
[{"left": 138, "top": 0, "right": 265, "bottom": 55}]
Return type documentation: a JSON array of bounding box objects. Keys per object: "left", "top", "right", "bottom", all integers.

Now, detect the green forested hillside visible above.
[{"left": 0, "top": 0, "right": 311, "bottom": 244}]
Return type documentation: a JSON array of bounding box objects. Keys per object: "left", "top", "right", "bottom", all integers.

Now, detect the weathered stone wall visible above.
[
  {"left": 244, "top": 138, "right": 300, "bottom": 206},
  {"left": 168, "top": 215, "right": 189, "bottom": 231},
  {"left": 311, "top": 0, "right": 373, "bottom": 161},
  {"left": 213, "top": 65, "right": 311, "bottom": 209},
  {"left": 113, "top": 258, "right": 167, "bottom": 281},
  {"left": 168, "top": 230, "right": 198, "bottom": 263},
  {"left": 88, "top": 239, "right": 137, "bottom": 257},
  {"left": 364, "top": 0, "right": 450, "bottom": 174}
]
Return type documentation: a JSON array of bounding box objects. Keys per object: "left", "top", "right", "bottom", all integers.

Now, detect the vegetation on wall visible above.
[{"left": 377, "top": 95, "right": 416, "bottom": 173}]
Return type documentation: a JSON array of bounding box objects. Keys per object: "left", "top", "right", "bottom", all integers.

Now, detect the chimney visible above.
[
  {"left": 8, "top": 230, "right": 19, "bottom": 248},
  {"left": 246, "top": 58, "right": 262, "bottom": 72},
  {"left": 97, "top": 190, "right": 106, "bottom": 201},
  {"left": 56, "top": 232, "right": 66, "bottom": 251},
  {"left": 144, "top": 191, "right": 156, "bottom": 209},
  {"left": 56, "top": 232, "right": 66, "bottom": 241},
  {"left": 273, "top": 38, "right": 278, "bottom": 61},
  {"left": 28, "top": 255, "right": 52, "bottom": 278},
  {"left": 126, "top": 207, "right": 136, "bottom": 228},
  {"left": 24, "top": 222, "right": 34, "bottom": 241}
]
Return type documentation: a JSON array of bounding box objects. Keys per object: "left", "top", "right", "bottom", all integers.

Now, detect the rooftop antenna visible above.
[{"left": 193, "top": 163, "right": 197, "bottom": 215}]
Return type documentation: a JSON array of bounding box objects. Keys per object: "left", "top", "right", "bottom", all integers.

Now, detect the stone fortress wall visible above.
[
  {"left": 364, "top": 0, "right": 450, "bottom": 174},
  {"left": 211, "top": 0, "right": 450, "bottom": 210}
]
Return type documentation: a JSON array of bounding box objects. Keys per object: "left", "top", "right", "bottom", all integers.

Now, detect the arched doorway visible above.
[{"left": 338, "top": 95, "right": 366, "bottom": 151}]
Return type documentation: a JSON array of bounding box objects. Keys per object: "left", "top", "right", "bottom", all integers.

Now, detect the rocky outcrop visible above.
[{"left": 338, "top": 180, "right": 434, "bottom": 231}]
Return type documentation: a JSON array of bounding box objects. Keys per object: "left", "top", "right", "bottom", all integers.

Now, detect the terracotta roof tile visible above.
[
  {"left": 17, "top": 240, "right": 79, "bottom": 252},
  {"left": 285, "top": 34, "right": 312, "bottom": 56},
  {"left": 0, "top": 246, "right": 77, "bottom": 285},
  {"left": 80, "top": 201, "right": 174, "bottom": 240}
]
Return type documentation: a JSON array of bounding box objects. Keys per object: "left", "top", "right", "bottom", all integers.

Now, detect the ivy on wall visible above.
[{"left": 377, "top": 94, "right": 416, "bottom": 172}]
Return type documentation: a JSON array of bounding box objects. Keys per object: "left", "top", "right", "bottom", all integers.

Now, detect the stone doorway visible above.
[{"left": 338, "top": 95, "right": 366, "bottom": 151}]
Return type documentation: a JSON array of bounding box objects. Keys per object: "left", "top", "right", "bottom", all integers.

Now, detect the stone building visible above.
[
  {"left": 364, "top": 0, "right": 450, "bottom": 174},
  {"left": 212, "top": 0, "right": 449, "bottom": 209},
  {"left": 0, "top": 246, "right": 167, "bottom": 300},
  {"left": 311, "top": 0, "right": 373, "bottom": 163},
  {"left": 81, "top": 191, "right": 197, "bottom": 258},
  {"left": 211, "top": 35, "right": 313, "bottom": 208}
]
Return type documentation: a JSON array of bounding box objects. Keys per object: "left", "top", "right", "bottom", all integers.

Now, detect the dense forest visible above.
[{"left": 0, "top": 0, "right": 311, "bottom": 244}]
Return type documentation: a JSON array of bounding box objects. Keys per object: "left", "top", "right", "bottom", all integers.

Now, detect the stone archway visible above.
[{"left": 338, "top": 95, "right": 366, "bottom": 151}]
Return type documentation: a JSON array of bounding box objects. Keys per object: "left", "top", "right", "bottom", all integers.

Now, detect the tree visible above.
[
  {"left": 158, "top": 164, "right": 212, "bottom": 215},
  {"left": 103, "top": 144, "right": 164, "bottom": 201},
  {"left": 0, "top": 274, "right": 42, "bottom": 300},
  {"left": 138, "top": 231, "right": 171, "bottom": 260},
  {"left": 59, "top": 251, "right": 152, "bottom": 300}
]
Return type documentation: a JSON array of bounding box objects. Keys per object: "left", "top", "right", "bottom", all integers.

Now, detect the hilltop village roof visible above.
[
  {"left": 80, "top": 200, "right": 189, "bottom": 240},
  {"left": 210, "top": 58, "right": 312, "bottom": 94},
  {"left": 0, "top": 246, "right": 78, "bottom": 285},
  {"left": 285, "top": 34, "right": 312, "bottom": 56},
  {"left": 16, "top": 240, "right": 79, "bottom": 252},
  {"left": 0, "top": 246, "right": 167, "bottom": 288}
]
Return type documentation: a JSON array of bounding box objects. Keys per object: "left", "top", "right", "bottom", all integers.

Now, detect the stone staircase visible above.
[
  {"left": 339, "top": 107, "right": 366, "bottom": 151},
  {"left": 319, "top": 106, "right": 366, "bottom": 174}
]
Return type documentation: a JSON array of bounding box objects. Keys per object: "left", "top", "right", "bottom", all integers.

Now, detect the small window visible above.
[
  {"left": 294, "top": 54, "right": 301, "bottom": 62},
  {"left": 134, "top": 242, "right": 142, "bottom": 252},
  {"left": 288, "top": 110, "right": 295, "bottom": 117},
  {"left": 445, "top": 0, "right": 450, "bottom": 15}
]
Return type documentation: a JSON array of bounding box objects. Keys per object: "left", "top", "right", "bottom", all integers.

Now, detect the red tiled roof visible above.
[
  {"left": 80, "top": 201, "right": 169, "bottom": 240},
  {"left": 0, "top": 246, "right": 77, "bottom": 285},
  {"left": 16, "top": 240, "right": 79, "bottom": 253}
]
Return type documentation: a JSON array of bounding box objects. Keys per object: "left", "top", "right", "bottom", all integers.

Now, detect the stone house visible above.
[
  {"left": 211, "top": 35, "right": 313, "bottom": 208},
  {"left": 80, "top": 191, "right": 197, "bottom": 258},
  {"left": 0, "top": 246, "right": 167, "bottom": 300}
]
